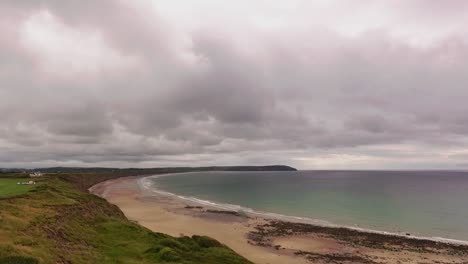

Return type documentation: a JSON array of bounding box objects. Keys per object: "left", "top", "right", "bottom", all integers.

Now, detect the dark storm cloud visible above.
[{"left": 1, "top": 0, "right": 468, "bottom": 169}]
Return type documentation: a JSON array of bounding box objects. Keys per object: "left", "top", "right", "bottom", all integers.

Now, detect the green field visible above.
[
  {"left": 0, "top": 178, "right": 35, "bottom": 198},
  {"left": 0, "top": 175, "right": 251, "bottom": 264}
]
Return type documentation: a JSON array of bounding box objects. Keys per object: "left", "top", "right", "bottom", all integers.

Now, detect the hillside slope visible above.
[{"left": 0, "top": 175, "right": 252, "bottom": 264}]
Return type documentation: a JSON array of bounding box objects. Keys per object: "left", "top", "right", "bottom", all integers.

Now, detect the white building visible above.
[{"left": 29, "top": 172, "right": 43, "bottom": 177}]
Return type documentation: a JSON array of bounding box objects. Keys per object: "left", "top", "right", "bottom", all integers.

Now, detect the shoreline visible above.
[
  {"left": 90, "top": 175, "right": 468, "bottom": 264},
  {"left": 137, "top": 174, "right": 468, "bottom": 246}
]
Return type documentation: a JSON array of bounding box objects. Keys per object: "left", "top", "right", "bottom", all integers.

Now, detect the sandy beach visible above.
[{"left": 90, "top": 176, "right": 468, "bottom": 264}]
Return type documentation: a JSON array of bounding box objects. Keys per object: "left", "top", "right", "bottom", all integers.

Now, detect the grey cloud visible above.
[{"left": 1, "top": 1, "right": 468, "bottom": 169}]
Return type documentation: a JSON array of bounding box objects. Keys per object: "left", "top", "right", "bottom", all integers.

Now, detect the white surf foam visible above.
[{"left": 137, "top": 174, "right": 468, "bottom": 246}]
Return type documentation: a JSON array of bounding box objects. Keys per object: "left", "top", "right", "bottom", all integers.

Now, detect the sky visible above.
[{"left": 1, "top": 0, "right": 468, "bottom": 170}]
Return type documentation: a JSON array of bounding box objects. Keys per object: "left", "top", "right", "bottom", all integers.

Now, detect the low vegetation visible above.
[
  {"left": 0, "top": 178, "right": 35, "bottom": 198},
  {"left": 0, "top": 174, "right": 252, "bottom": 264}
]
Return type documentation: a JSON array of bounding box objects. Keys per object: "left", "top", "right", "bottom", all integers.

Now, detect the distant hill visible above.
[
  {"left": 7, "top": 165, "right": 296, "bottom": 191},
  {"left": 3, "top": 165, "right": 297, "bottom": 174}
]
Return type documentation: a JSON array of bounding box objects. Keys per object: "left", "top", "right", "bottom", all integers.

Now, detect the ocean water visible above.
[{"left": 141, "top": 170, "right": 468, "bottom": 242}]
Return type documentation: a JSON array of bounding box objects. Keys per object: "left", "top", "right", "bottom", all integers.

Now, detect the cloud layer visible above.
[{"left": 1, "top": 0, "right": 468, "bottom": 169}]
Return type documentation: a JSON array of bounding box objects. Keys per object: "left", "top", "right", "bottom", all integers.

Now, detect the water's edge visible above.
[{"left": 138, "top": 173, "right": 468, "bottom": 246}]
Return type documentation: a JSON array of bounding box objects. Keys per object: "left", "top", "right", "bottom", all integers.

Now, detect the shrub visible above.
[
  {"left": 159, "top": 238, "right": 188, "bottom": 250},
  {"left": 176, "top": 236, "right": 200, "bottom": 250},
  {"left": 144, "top": 245, "right": 164, "bottom": 254},
  {"left": 192, "top": 236, "right": 222, "bottom": 248},
  {"left": 158, "top": 247, "right": 181, "bottom": 262}
]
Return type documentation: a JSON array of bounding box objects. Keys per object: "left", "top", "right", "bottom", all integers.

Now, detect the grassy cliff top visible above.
[
  {"left": 0, "top": 174, "right": 252, "bottom": 264},
  {"left": 0, "top": 178, "right": 36, "bottom": 198}
]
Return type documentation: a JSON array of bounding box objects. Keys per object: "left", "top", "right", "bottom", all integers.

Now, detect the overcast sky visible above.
[{"left": 1, "top": 0, "right": 468, "bottom": 169}]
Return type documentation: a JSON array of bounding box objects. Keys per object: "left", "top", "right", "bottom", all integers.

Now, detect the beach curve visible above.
[{"left": 90, "top": 175, "right": 468, "bottom": 264}]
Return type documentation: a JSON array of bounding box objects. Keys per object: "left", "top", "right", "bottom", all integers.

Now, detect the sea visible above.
[{"left": 139, "top": 170, "right": 468, "bottom": 242}]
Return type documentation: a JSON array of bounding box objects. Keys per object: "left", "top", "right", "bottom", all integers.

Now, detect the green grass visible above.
[
  {"left": 0, "top": 179, "right": 35, "bottom": 198},
  {"left": 0, "top": 176, "right": 252, "bottom": 264}
]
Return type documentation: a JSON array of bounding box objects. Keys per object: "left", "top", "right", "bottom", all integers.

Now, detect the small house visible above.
[{"left": 29, "top": 172, "right": 43, "bottom": 177}]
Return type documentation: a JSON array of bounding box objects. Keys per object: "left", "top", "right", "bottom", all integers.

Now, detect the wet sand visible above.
[{"left": 90, "top": 176, "right": 468, "bottom": 264}]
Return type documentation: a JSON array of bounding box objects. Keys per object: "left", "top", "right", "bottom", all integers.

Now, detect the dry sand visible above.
[{"left": 90, "top": 176, "right": 468, "bottom": 264}]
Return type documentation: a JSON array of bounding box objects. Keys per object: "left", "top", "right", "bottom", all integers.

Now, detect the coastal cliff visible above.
[
  {"left": 0, "top": 172, "right": 254, "bottom": 264},
  {"left": 0, "top": 166, "right": 296, "bottom": 263}
]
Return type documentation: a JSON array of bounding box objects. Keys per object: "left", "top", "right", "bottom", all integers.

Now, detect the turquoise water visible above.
[{"left": 144, "top": 171, "right": 468, "bottom": 241}]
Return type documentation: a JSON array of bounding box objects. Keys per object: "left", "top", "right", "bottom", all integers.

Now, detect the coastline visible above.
[
  {"left": 90, "top": 176, "right": 468, "bottom": 264},
  {"left": 137, "top": 174, "right": 468, "bottom": 246}
]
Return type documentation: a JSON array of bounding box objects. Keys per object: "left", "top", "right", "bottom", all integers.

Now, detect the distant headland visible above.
[{"left": 1, "top": 165, "right": 297, "bottom": 174}]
